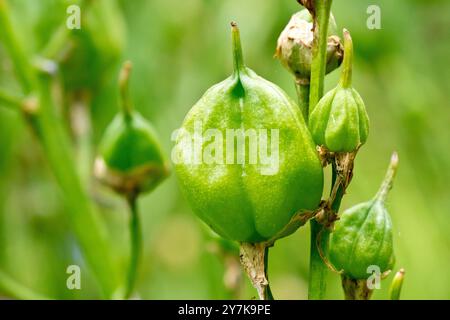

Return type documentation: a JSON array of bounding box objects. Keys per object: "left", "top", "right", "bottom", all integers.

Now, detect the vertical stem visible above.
[
  {"left": 308, "top": 219, "right": 328, "bottom": 299},
  {"left": 0, "top": 269, "right": 50, "bottom": 300},
  {"left": 125, "top": 195, "right": 142, "bottom": 299},
  {"left": 37, "top": 74, "right": 119, "bottom": 298},
  {"left": 0, "top": 89, "right": 23, "bottom": 110},
  {"left": 296, "top": 79, "right": 329, "bottom": 299},
  {"left": 40, "top": 0, "right": 90, "bottom": 60},
  {"left": 308, "top": 0, "right": 333, "bottom": 112},
  {"left": 71, "top": 92, "right": 93, "bottom": 186},
  {"left": 295, "top": 82, "right": 310, "bottom": 122},
  {"left": 308, "top": 160, "right": 346, "bottom": 300},
  {"left": 0, "top": 0, "right": 35, "bottom": 93},
  {"left": 307, "top": 0, "right": 333, "bottom": 300}
]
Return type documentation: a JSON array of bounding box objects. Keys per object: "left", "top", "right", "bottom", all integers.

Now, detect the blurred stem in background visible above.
[
  {"left": 0, "top": 0, "right": 119, "bottom": 298},
  {"left": 0, "top": 0, "right": 35, "bottom": 92},
  {"left": 70, "top": 91, "right": 94, "bottom": 186},
  {"left": 40, "top": 0, "right": 90, "bottom": 61},
  {"left": 202, "top": 227, "right": 244, "bottom": 299},
  {"left": 125, "top": 195, "right": 141, "bottom": 299},
  {"left": 0, "top": 269, "right": 50, "bottom": 300},
  {"left": 0, "top": 89, "right": 23, "bottom": 111}
]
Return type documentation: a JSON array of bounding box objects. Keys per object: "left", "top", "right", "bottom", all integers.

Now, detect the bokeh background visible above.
[{"left": 0, "top": 0, "right": 449, "bottom": 299}]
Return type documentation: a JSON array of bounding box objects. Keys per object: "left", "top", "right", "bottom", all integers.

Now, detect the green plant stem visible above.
[
  {"left": 71, "top": 93, "right": 94, "bottom": 186},
  {"left": 0, "top": 89, "right": 22, "bottom": 110},
  {"left": 125, "top": 195, "right": 142, "bottom": 299},
  {"left": 309, "top": 159, "right": 346, "bottom": 299},
  {"left": 308, "top": 0, "right": 333, "bottom": 112},
  {"left": 308, "top": 220, "right": 327, "bottom": 299},
  {"left": 0, "top": 0, "right": 35, "bottom": 93},
  {"left": 40, "top": 0, "right": 90, "bottom": 60},
  {"left": 0, "top": 0, "right": 118, "bottom": 298},
  {"left": 37, "top": 74, "right": 119, "bottom": 298},
  {"left": 306, "top": 0, "right": 333, "bottom": 300},
  {"left": 295, "top": 82, "right": 310, "bottom": 122},
  {"left": 0, "top": 269, "right": 50, "bottom": 300},
  {"left": 40, "top": 23, "right": 73, "bottom": 61}
]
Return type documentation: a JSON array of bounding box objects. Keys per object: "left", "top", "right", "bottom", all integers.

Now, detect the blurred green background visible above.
[{"left": 0, "top": 0, "right": 449, "bottom": 299}]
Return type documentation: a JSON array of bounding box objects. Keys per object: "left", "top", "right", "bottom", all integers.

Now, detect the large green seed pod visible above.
[
  {"left": 174, "top": 23, "right": 323, "bottom": 243},
  {"left": 275, "top": 9, "right": 343, "bottom": 83},
  {"left": 309, "top": 30, "right": 369, "bottom": 152},
  {"left": 329, "top": 153, "right": 398, "bottom": 280},
  {"left": 95, "top": 62, "right": 169, "bottom": 196}
]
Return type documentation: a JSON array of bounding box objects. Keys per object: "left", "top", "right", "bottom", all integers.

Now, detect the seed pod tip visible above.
[
  {"left": 389, "top": 268, "right": 406, "bottom": 300},
  {"left": 343, "top": 28, "right": 350, "bottom": 38},
  {"left": 119, "top": 60, "right": 133, "bottom": 116},
  {"left": 390, "top": 151, "right": 399, "bottom": 169}
]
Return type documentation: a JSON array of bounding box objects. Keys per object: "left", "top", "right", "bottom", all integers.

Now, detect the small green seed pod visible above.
[
  {"left": 95, "top": 62, "right": 169, "bottom": 197},
  {"left": 174, "top": 23, "right": 323, "bottom": 243},
  {"left": 329, "top": 153, "right": 398, "bottom": 280},
  {"left": 308, "top": 29, "right": 369, "bottom": 152},
  {"left": 275, "top": 9, "right": 343, "bottom": 83}
]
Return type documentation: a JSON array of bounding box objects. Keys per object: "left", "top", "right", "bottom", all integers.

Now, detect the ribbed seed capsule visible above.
[
  {"left": 309, "top": 29, "right": 369, "bottom": 152},
  {"left": 329, "top": 153, "right": 398, "bottom": 280},
  {"left": 174, "top": 23, "right": 323, "bottom": 243}
]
